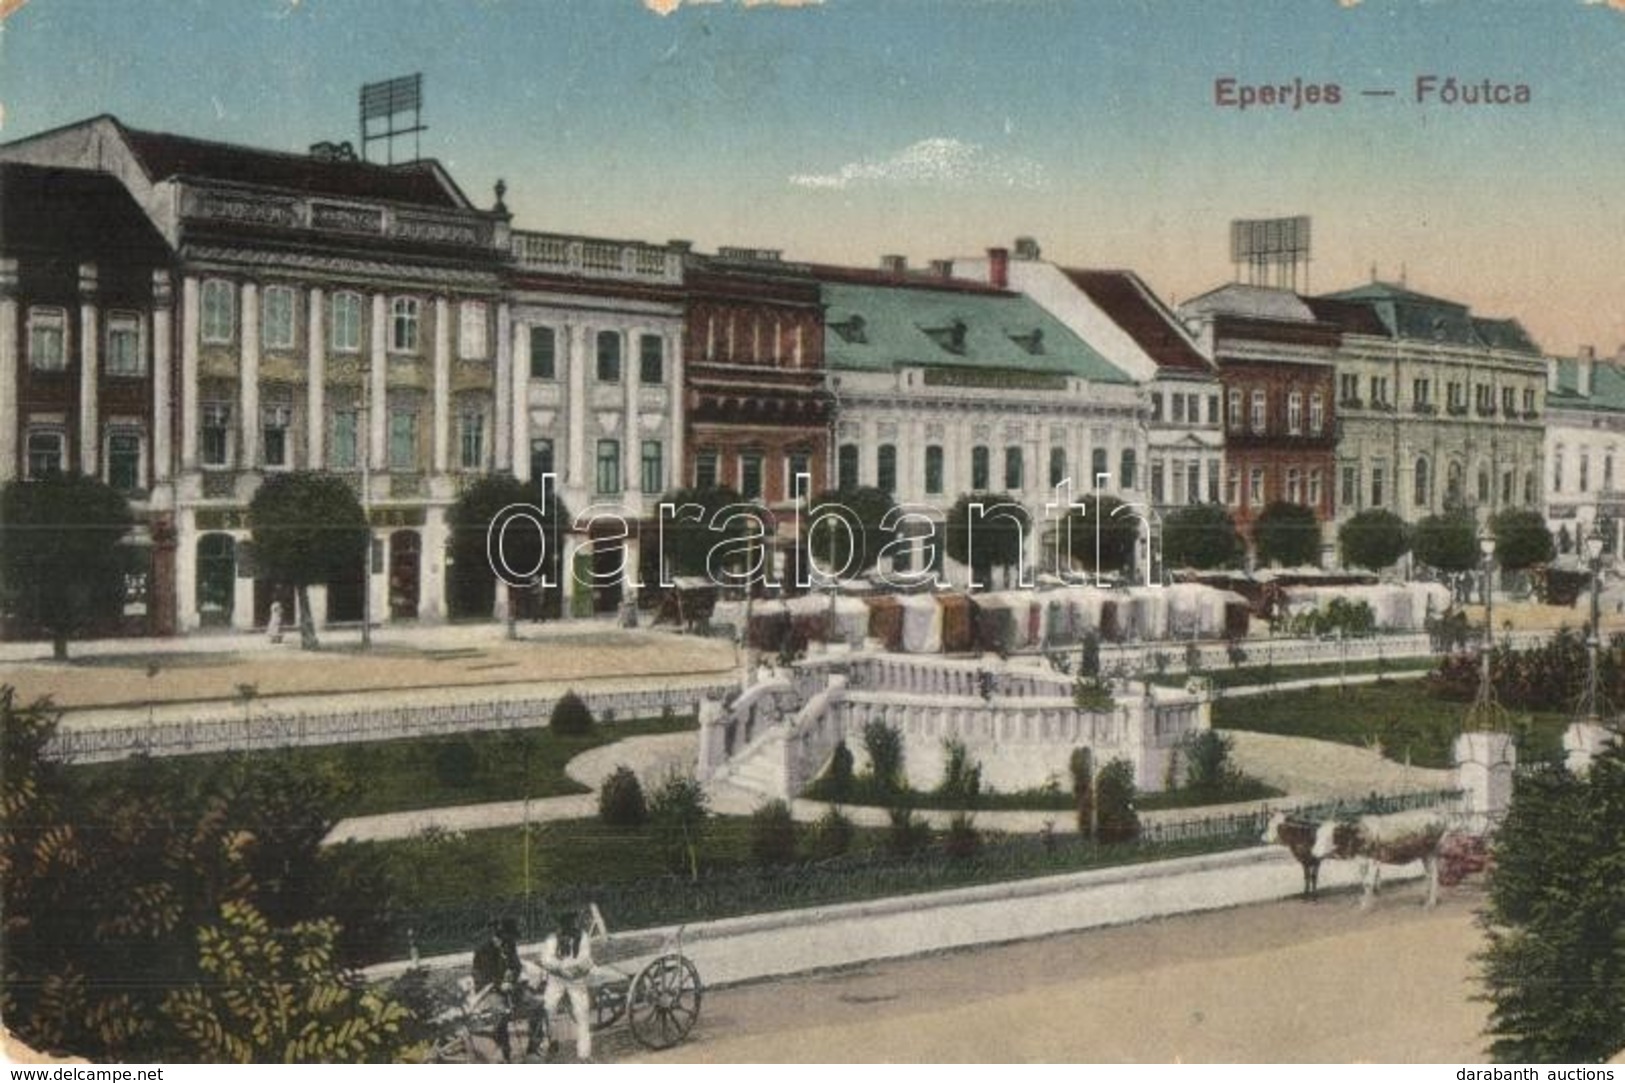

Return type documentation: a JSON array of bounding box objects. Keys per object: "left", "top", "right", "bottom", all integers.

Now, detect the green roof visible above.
[
  {"left": 820, "top": 280, "right": 1132, "bottom": 383},
  {"left": 1549, "top": 356, "right": 1625, "bottom": 412},
  {"left": 1319, "top": 281, "right": 1540, "bottom": 354}
]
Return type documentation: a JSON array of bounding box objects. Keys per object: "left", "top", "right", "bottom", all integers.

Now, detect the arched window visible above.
[{"left": 1414, "top": 457, "right": 1430, "bottom": 508}]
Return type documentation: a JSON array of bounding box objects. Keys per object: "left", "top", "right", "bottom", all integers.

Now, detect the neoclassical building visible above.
[
  {"left": 814, "top": 261, "right": 1144, "bottom": 582},
  {"left": 1545, "top": 346, "right": 1625, "bottom": 556}
]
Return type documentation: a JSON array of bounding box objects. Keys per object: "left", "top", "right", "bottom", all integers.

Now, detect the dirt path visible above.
[{"left": 633, "top": 885, "right": 1493, "bottom": 1063}]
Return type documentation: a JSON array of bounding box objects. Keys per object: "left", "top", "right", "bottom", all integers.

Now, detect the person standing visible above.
[
  {"left": 266, "top": 600, "right": 284, "bottom": 644},
  {"left": 540, "top": 910, "right": 595, "bottom": 1061}
]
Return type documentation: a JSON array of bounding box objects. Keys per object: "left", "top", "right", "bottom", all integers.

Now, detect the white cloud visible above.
[
  {"left": 789, "top": 137, "right": 1048, "bottom": 191},
  {"left": 644, "top": 0, "right": 823, "bottom": 14}
]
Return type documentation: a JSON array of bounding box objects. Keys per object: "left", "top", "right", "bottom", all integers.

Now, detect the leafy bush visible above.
[
  {"left": 597, "top": 766, "right": 648, "bottom": 827},
  {"left": 1078, "top": 631, "right": 1102, "bottom": 679},
  {"left": 432, "top": 739, "right": 479, "bottom": 789},
  {"left": 649, "top": 772, "right": 709, "bottom": 879},
  {"left": 937, "top": 738, "right": 982, "bottom": 810},
  {"left": 1069, "top": 747, "right": 1095, "bottom": 837},
  {"left": 862, "top": 721, "right": 905, "bottom": 794},
  {"left": 943, "top": 811, "right": 981, "bottom": 860},
  {"left": 549, "top": 691, "right": 595, "bottom": 737},
  {"left": 1181, "top": 730, "right": 1236, "bottom": 792},
  {"left": 825, "top": 741, "right": 855, "bottom": 800},
  {"left": 885, "top": 802, "right": 933, "bottom": 857},
  {"left": 749, "top": 799, "right": 798, "bottom": 866},
  {"left": 1285, "top": 597, "right": 1377, "bottom": 639},
  {"left": 1073, "top": 677, "right": 1116, "bottom": 712},
  {"left": 1095, "top": 758, "right": 1141, "bottom": 844},
  {"left": 809, "top": 805, "right": 855, "bottom": 861}
]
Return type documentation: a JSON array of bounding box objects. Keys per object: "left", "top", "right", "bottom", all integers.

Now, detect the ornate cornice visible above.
[{"left": 181, "top": 244, "right": 502, "bottom": 291}]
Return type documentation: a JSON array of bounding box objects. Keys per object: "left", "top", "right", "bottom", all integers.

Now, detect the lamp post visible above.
[
  {"left": 1579, "top": 526, "right": 1605, "bottom": 726},
  {"left": 1464, "top": 523, "right": 1504, "bottom": 731},
  {"left": 359, "top": 398, "right": 372, "bottom": 650}
]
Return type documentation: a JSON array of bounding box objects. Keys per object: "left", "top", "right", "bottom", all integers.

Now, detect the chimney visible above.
[
  {"left": 929, "top": 259, "right": 954, "bottom": 280},
  {"left": 1013, "top": 236, "right": 1041, "bottom": 261},
  {"left": 880, "top": 254, "right": 908, "bottom": 276},
  {"left": 988, "top": 247, "right": 1010, "bottom": 290},
  {"left": 1579, "top": 345, "right": 1596, "bottom": 397}
]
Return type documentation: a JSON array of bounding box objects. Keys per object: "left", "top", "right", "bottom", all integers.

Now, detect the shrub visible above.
[
  {"left": 432, "top": 738, "right": 479, "bottom": 789},
  {"left": 826, "top": 740, "right": 855, "bottom": 799},
  {"left": 1078, "top": 631, "right": 1102, "bottom": 679},
  {"left": 749, "top": 799, "right": 798, "bottom": 866},
  {"left": 938, "top": 738, "right": 982, "bottom": 810},
  {"left": 649, "top": 772, "right": 709, "bottom": 879},
  {"left": 885, "top": 802, "right": 933, "bottom": 857},
  {"left": 1069, "top": 747, "right": 1095, "bottom": 837},
  {"left": 1182, "top": 730, "right": 1235, "bottom": 793},
  {"left": 862, "top": 720, "right": 905, "bottom": 793},
  {"left": 549, "top": 690, "right": 595, "bottom": 736},
  {"left": 943, "top": 811, "right": 981, "bottom": 860},
  {"left": 810, "top": 805, "right": 856, "bottom": 861},
  {"left": 1096, "top": 758, "right": 1141, "bottom": 843},
  {"left": 597, "top": 765, "right": 648, "bottom": 827}
]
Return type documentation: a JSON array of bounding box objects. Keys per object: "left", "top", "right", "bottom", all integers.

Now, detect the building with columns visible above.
[
  {"left": 0, "top": 161, "right": 176, "bottom": 634},
  {"left": 813, "top": 261, "right": 1144, "bottom": 583},
  {"left": 0, "top": 115, "right": 512, "bottom": 632},
  {"left": 1544, "top": 346, "right": 1625, "bottom": 557}
]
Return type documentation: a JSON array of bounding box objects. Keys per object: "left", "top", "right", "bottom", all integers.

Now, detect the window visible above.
[
  {"left": 1308, "top": 469, "right": 1322, "bottom": 509},
  {"left": 262, "top": 286, "right": 296, "bottom": 350},
  {"left": 1005, "top": 446, "right": 1024, "bottom": 491},
  {"left": 1171, "top": 394, "right": 1185, "bottom": 423},
  {"left": 1228, "top": 390, "right": 1243, "bottom": 430},
  {"left": 1524, "top": 471, "right": 1536, "bottom": 506},
  {"left": 838, "top": 444, "right": 860, "bottom": 489},
  {"left": 1207, "top": 460, "right": 1220, "bottom": 503},
  {"left": 1478, "top": 468, "right": 1491, "bottom": 504},
  {"left": 1150, "top": 463, "right": 1165, "bottom": 504},
  {"left": 1501, "top": 470, "right": 1514, "bottom": 505},
  {"left": 877, "top": 444, "right": 898, "bottom": 495},
  {"left": 1608, "top": 451, "right": 1617, "bottom": 493},
  {"left": 1523, "top": 388, "right": 1536, "bottom": 416},
  {"left": 262, "top": 405, "right": 291, "bottom": 469},
  {"left": 1339, "top": 373, "right": 1359, "bottom": 403},
  {"left": 596, "top": 439, "right": 621, "bottom": 494},
  {"left": 1447, "top": 461, "right": 1464, "bottom": 503},
  {"left": 1091, "top": 447, "right": 1108, "bottom": 485},
  {"left": 641, "top": 440, "right": 664, "bottom": 494},
  {"left": 390, "top": 297, "right": 420, "bottom": 353},
  {"left": 1119, "top": 448, "right": 1137, "bottom": 490},
  {"left": 1208, "top": 395, "right": 1220, "bottom": 424},
  {"left": 1249, "top": 467, "right": 1265, "bottom": 508},
  {"left": 1226, "top": 467, "right": 1240, "bottom": 506},
  {"left": 459, "top": 301, "right": 489, "bottom": 359},
  {"left": 1502, "top": 387, "right": 1517, "bottom": 418},
  {"left": 201, "top": 280, "right": 234, "bottom": 344},
  {"left": 26, "top": 430, "right": 65, "bottom": 478},
  {"left": 1448, "top": 382, "right": 1464, "bottom": 411},
  {"left": 105, "top": 312, "right": 142, "bottom": 375},
  {"left": 639, "top": 334, "right": 664, "bottom": 384},
  {"left": 106, "top": 430, "right": 142, "bottom": 491},
  {"left": 1371, "top": 465, "right": 1386, "bottom": 508},
  {"left": 389, "top": 411, "right": 417, "bottom": 471},
  {"left": 1369, "top": 375, "right": 1388, "bottom": 406},
  {"left": 1287, "top": 391, "right": 1303, "bottom": 435},
  {"left": 1552, "top": 448, "right": 1564, "bottom": 494},
  {"left": 1413, "top": 377, "right": 1431, "bottom": 406},
  {"left": 27, "top": 307, "right": 66, "bottom": 370},
  {"left": 201, "top": 404, "right": 232, "bottom": 468},
  {"left": 1049, "top": 446, "right": 1066, "bottom": 488},
  {"left": 530, "top": 438, "right": 555, "bottom": 483},
  {"left": 1150, "top": 393, "right": 1164, "bottom": 421},
  {"left": 925, "top": 445, "right": 945, "bottom": 495},
  {"left": 529, "top": 327, "right": 556, "bottom": 379},
  {"left": 1580, "top": 453, "right": 1591, "bottom": 493},
  {"left": 1309, "top": 393, "right": 1324, "bottom": 435},
  {"left": 1187, "top": 462, "right": 1202, "bottom": 505},
  {"left": 1250, "top": 390, "right": 1267, "bottom": 434},
  {"left": 596, "top": 330, "right": 621, "bottom": 382},
  {"left": 330, "top": 292, "right": 362, "bottom": 353},
  {"left": 331, "top": 411, "right": 358, "bottom": 470},
  {"left": 972, "top": 446, "right": 991, "bottom": 491},
  {"left": 787, "top": 450, "right": 811, "bottom": 494},
  {"left": 1286, "top": 467, "right": 1302, "bottom": 505},
  {"left": 740, "top": 452, "right": 763, "bottom": 500},
  {"left": 459, "top": 410, "right": 485, "bottom": 470},
  {"left": 1342, "top": 465, "right": 1358, "bottom": 509},
  {"left": 1414, "top": 458, "right": 1430, "bottom": 507},
  {"left": 695, "top": 450, "right": 718, "bottom": 489}
]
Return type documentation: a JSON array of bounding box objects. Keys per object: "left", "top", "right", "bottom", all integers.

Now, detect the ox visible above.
[
  {"left": 1311, "top": 810, "right": 1448, "bottom": 910},
  {"left": 1261, "top": 810, "right": 1323, "bottom": 900}
]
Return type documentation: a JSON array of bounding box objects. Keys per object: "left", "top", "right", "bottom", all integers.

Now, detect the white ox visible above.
[{"left": 1311, "top": 809, "right": 1449, "bottom": 910}]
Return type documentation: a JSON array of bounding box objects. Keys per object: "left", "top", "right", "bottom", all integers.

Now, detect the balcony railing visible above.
[
  {"left": 512, "top": 231, "right": 681, "bottom": 283},
  {"left": 180, "top": 182, "right": 497, "bottom": 251}
]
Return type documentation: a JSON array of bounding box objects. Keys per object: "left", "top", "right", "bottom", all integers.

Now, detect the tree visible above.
[
  {"left": 944, "top": 492, "right": 1030, "bottom": 587},
  {"left": 1412, "top": 509, "right": 1479, "bottom": 574},
  {"left": 1095, "top": 758, "right": 1141, "bottom": 843},
  {"left": 1479, "top": 743, "right": 1625, "bottom": 1062},
  {"left": 1160, "top": 504, "right": 1245, "bottom": 571},
  {"left": 1491, "top": 507, "right": 1555, "bottom": 571},
  {"left": 1339, "top": 509, "right": 1410, "bottom": 571},
  {"left": 655, "top": 485, "right": 750, "bottom": 581},
  {"left": 1064, "top": 494, "right": 1141, "bottom": 577},
  {"left": 649, "top": 772, "right": 710, "bottom": 881},
  {"left": 447, "top": 474, "right": 570, "bottom": 621},
  {"left": 1251, "top": 502, "right": 1321, "bottom": 568},
  {"left": 807, "top": 486, "right": 898, "bottom": 578},
  {"left": 1069, "top": 747, "right": 1095, "bottom": 837},
  {"left": 862, "top": 720, "right": 905, "bottom": 794},
  {"left": 0, "top": 473, "right": 134, "bottom": 659},
  {"left": 249, "top": 472, "right": 369, "bottom": 649}
]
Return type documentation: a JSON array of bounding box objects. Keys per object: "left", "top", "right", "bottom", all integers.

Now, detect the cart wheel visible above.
[{"left": 627, "top": 953, "right": 703, "bottom": 1050}]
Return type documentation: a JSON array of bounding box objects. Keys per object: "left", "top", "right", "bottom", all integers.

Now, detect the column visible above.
[
  {"left": 624, "top": 328, "right": 642, "bottom": 508},
  {"left": 668, "top": 327, "right": 685, "bottom": 492},
  {"left": 306, "top": 287, "right": 325, "bottom": 468},
  {"left": 494, "top": 302, "right": 513, "bottom": 471},
  {"left": 176, "top": 508, "right": 198, "bottom": 631},
  {"left": 420, "top": 506, "right": 447, "bottom": 623},
  {"left": 369, "top": 294, "right": 387, "bottom": 469},
  {"left": 181, "top": 276, "right": 200, "bottom": 471},
  {"left": 511, "top": 321, "right": 530, "bottom": 481},
  {"left": 568, "top": 324, "right": 588, "bottom": 494},
  {"left": 239, "top": 282, "right": 260, "bottom": 470},
  {"left": 78, "top": 263, "right": 99, "bottom": 475},
  {"left": 432, "top": 296, "right": 450, "bottom": 473},
  {"left": 151, "top": 272, "right": 173, "bottom": 484},
  {"left": 0, "top": 258, "right": 18, "bottom": 481}
]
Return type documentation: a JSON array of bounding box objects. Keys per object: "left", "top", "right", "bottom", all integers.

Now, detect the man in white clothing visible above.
[{"left": 540, "top": 909, "right": 596, "bottom": 1061}]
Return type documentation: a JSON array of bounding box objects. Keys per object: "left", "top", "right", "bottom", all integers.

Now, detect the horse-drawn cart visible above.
[{"left": 429, "top": 907, "right": 703, "bottom": 1062}]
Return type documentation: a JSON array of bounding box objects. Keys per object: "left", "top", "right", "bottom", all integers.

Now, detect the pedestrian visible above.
[
  {"left": 267, "top": 600, "right": 284, "bottom": 644},
  {"left": 471, "top": 917, "right": 542, "bottom": 1062},
  {"left": 540, "top": 909, "right": 595, "bottom": 1061}
]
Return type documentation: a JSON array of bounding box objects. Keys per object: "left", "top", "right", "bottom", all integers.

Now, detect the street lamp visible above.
[
  {"left": 1578, "top": 526, "right": 1606, "bottom": 725},
  {"left": 1465, "top": 523, "right": 1505, "bottom": 731}
]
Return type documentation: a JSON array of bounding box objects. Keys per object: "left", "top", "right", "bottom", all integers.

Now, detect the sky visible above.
[{"left": 1, "top": 0, "right": 1622, "bottom": 355}]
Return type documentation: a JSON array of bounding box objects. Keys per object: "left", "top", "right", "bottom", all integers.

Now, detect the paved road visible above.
[{"left": 625, "top": 884, "right": 1492, "bottom": 1064}]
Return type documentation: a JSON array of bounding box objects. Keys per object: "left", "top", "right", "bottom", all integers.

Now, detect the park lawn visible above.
[
  {"left": 70, "top": 714, "right": 696, "bottom": 818},
  {"left": 1211, "top": 679, "right": 1569, "bottom": 768}
]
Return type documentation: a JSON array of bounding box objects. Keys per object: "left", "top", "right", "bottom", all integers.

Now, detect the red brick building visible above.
[{"left": 1179, "top": 284, "right": 1339, "bottom": 560}]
